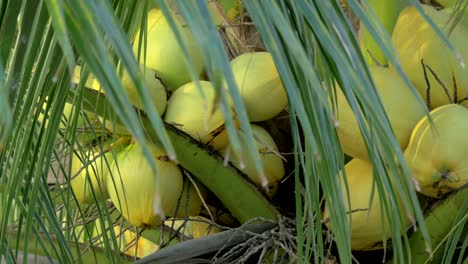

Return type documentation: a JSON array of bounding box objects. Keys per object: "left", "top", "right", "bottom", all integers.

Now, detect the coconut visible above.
[
  {"left": 72, "top": 65, "right": 95, "bottom": 88},
  {"left": 391, "top": 5, "right": 468, "bottom": 108},
  {"left": 116, "top": 226, "right": 160, "bottom": 258},
  {"left": 75, "top": 218, "right": 159, "bottom": 258},
  {"left": 123, "top": 67, "right": 167, "bottom": 114},
  {"left": 93, "top": 64, "right": 167, "bottom": 115},
  {"left": 39, "top": 67, "right": 108, "bottom": 145},
  {"left": 229, "top": 52, "right": 288, "bottom": 122},
  {"left": 334, "top": 65, "right": 427, "bottom": 160},
  {"left": 323, "top": 158, "right": 412, "bottom": 251},
  {"left": 38, "top": 100, "right": 107, "bottom": 146},
  {"left": 173, "top": 180, "right": 207, "bottom": 218},
  {"left": 165, "top": 216, "right": 221, "bottom": 239},
  {"left": 70, "top": 137, "right": 129, "bottom": 204},
  {"left": 404, "top": 103, "right": 468, "bottom": 198},
  {"left": 164, "top": 81, "right": 235, "bottom": 150},
  {"left": 62, "top": 103, "right": 108, "bottom": 145},
  {"left": 221, "top": 124, "right": 285, "bottom": 196},
  {"left": 133, "top": 8, "right": 204, "bottom": 91},
  {"left": 94, "top": 64, "right": 167, "bottom": 136},
  {"left": 107, "top": 143, "right": 184, "bottom": 228},
  {"left": 98, "top": 115, "right": 129, "bottom": 136}
]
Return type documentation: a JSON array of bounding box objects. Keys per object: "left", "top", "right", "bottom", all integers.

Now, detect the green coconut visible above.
[
  {"left": 107, "top": 143, "right": 184, "bottom": 228},
  {"left": 221, "top": 124, "right": 285, "bottom": 197},
  {"left": 70, "top": 137, "right": 129, "bottom": 204},
  {"left": 229, "top": 52, "right": 288, "bottom": 122},
  {"left": 391, "top": 4, "right": 468, "bottom": 108},
  {"left": 164, "top": 81, "right": 235, "bottom": 150},
  {"left": 133, "top": 8, "right": 204, "bottom": 91}
]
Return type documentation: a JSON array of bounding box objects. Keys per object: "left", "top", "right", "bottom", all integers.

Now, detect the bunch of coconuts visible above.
[
  {"left": 66, "top": 3, "right": 288, "bottom": 241},
  {"left": 324, "top": 3, "right": 468, "bottom": 251},
  {"left": 50, "top": 1, "right": 468, "bottom": 255}
]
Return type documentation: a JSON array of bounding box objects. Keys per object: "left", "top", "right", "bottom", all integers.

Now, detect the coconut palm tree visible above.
[{"left": 0, "top": 0, "right": 466, "bottom": 263}]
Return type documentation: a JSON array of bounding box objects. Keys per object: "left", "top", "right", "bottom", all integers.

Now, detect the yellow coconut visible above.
[
  {"left": 70, "top": 137, "right": 129, "bottom": 204},
  {"left": 39, "top": 66, "right": 107, "bottom": 145},
  {"left": 391, "top": 5, "right": 468, "bottom": 108},
  {"left": 221, "top": 124, "right": 285, "bottom": 196},
  {"left": 165, "top": 216, "right": 221, "bottom": 239},
  {"left": 115, "top": 226, "right": 160, "bottom": 258},
  {"left": 323, "top": 158, "right": 412, "bottom": 251},
  {"left": 92, "top": 64, "right": 167, "bottom": 115},
  {"left": 173, "top": 180, "right": 207, "bottom": 218},
  {"left": 121, "top": 67, "right": 167, "bottom": 115},
  {"left": 72, "top": 65, "right": 95, "bottom": 88},
  {"left": 107, "top": 143, "right": 184, "bottom": 228},
  {"left": 133, "top": 8, "right": 204, "bottom": 91},
  {"left": 460, "top": 98, "right": 468, "bottom": 108},
  {"left": 94, "top": 64, "right": 168, "bottom": 136},
  {"left": 229, "top": 52, "right": 288, "bottom": 122},
  {"left": 75, "top": 219, "right": 159, "bottom": 258},
  {"left": 62, "top": 103, "right": 108, "bottom": 145},
  {"left": 98, "top": 115, "right": 129, "bottom": 136},
  {"left": 335, "top": 65, "right": 427, "bottom": 160},
  {"left": 38, "top": 100, "right": 107, "bottom": 146},
  {"left": 164, "top": 81, "right": 235, "bottom": 150},
  {"left": 404, "top": 103, "right": 468, "bottom": 198}
]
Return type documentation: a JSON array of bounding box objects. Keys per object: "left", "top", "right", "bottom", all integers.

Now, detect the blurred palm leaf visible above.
[{"left": 0, "top": 0, "right": 465, "bottom": 263}]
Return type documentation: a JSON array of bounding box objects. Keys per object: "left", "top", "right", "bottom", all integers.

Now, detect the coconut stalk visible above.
[
  {"left": 134, "top": 221, "right": 277, "bottom": 264},
  {"left": 72, "top": 86, "right": 280, "bottom": 224},
  {"left": 359, "top": 0, "right": 409, "bottom": 66}
]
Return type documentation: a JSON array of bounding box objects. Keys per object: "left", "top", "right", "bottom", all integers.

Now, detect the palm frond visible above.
[{"left": 0, "top": 61, "right": 11, "bottom": 144}]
